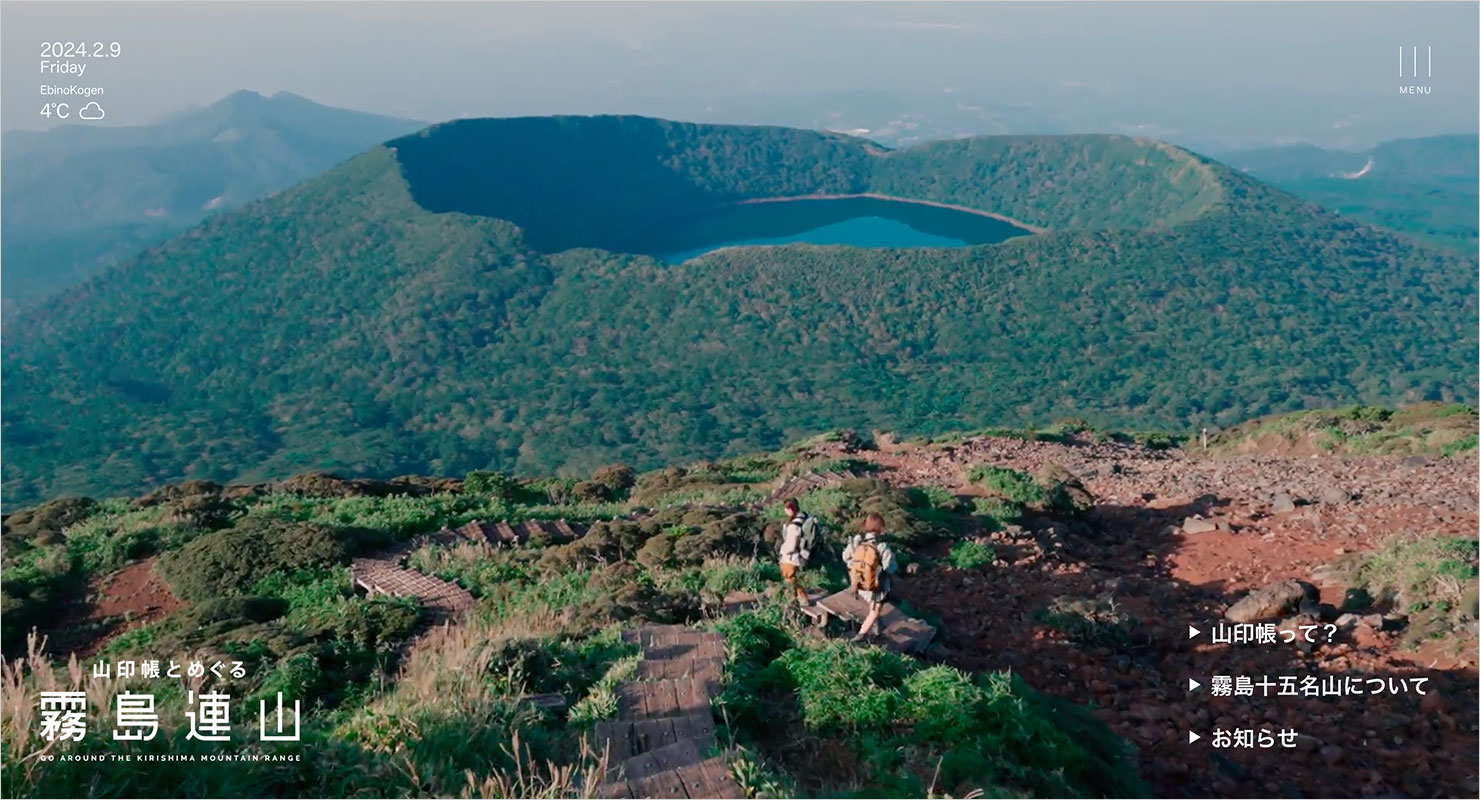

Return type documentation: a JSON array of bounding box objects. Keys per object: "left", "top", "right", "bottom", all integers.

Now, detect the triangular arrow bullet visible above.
[
  {"left": 1189, "top": 678, "right": 1201, "bottom": 692},
  {"left": 1188, "top": 731, "right": 1201, "bottom": 744},
  {"left": 1189, "top": 625, "right": 1201, "bottom": 639}
]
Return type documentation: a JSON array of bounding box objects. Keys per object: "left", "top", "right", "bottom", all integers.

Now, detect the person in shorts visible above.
[{"left": 843, "top": 513, "right": 897, "bottom": 642}]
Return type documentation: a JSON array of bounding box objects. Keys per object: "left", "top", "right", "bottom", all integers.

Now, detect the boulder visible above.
[
  {"left": 1225, "top": 578, "right": 1320, "bottom": 623},
  {"left": 1035, "top": 463, "right": 1095, "bottom": 514},
  {"left": 1182, "top": 517, "right": 1219, "bottom": 534},
  {"left": 1128, "top": 703, "right": 1168, "bottom": 722},
  {"left": 1307, "top": 562, "right": 1346, "bottom": 584},
  {"left": 1318, "top": 487, "right": 1351, "bottom": 505},
  {"left": 1271, "top": 493, "right": 1299, "bottom": 514}
]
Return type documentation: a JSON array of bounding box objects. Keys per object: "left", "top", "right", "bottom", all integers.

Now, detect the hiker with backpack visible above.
[
  {"left": 844, "top": 513, "right": 897, "bottom": 643},
  {"left": 778, "top": 499, "right": 820, "bottom": 606}
]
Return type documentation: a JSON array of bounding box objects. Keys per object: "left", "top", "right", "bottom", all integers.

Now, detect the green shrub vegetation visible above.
[
  {"left": 155, "top": 518, "right": 373, "bottom": 602},
  {"left": 947, "top": 539, "right": 997, "bottom": 570},
  {"left": 0, "top": 546, "right": 82, "bottom": 653},
  {"left": 1038, "top": 595, "right": 1145, "bottom": 651},
  {"left": 1442, "top": 434, "right": 1478, "bottom": 456},
  {"left": 1211, "top": 403, "right": 1478, "bottom": 456},
  {"left": 1350, "top": 535, "right": 1479, "bottom": 643},
  {"left": 714, "top": 611, "right": 1147, "bottom": 798},
  {"left": 245, "top": 491, "right": 513, "bottom": 538},
  {"left": 972, "top": 496, "right": 1021, "bottom": 529},
  {"left": 968, "top": 463, "right": 1095, "bottom": 520},
  {"left": 970, "top": 465, "right": 1051, "bottom": 508},
  {"left": 464, "top": 469, "right": 517, "bottom": 501}
]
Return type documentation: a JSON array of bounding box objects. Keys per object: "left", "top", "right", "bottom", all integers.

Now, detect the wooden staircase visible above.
[
  {"left": 594, "top": 625, "right": 742, "bottom": 799},
  {"left": 761, "top": 469, "right": 861, "bottom": 505},
  {"left": 446, "top": 517, "right": 584, "bottom": 546}
]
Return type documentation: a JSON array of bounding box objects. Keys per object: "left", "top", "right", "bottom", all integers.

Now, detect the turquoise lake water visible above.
[{"left": 627, "top": 196, "right": 1033, "bottom": 263}]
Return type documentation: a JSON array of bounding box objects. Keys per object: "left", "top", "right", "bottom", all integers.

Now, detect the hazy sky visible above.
[{"left": 2, "top": 1, "right": 1476, "bottom": 150}]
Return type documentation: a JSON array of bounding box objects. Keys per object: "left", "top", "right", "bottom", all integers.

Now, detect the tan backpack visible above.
[{"left": 850, "top": 540, "right": 882, "bottom": 592}]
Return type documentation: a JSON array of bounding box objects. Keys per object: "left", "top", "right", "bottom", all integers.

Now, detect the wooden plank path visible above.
[
  {"left": 800, "top": 589, "right": 937, "bottom": 655},
  {"left": 350, "top": 553, "right": 474, "bottom": 624},
  {"left": 594, "top": 625, "right": 741, "bottom": 799},
  {"left": 444, "top": 518, "right": 584, "bottom": 547},
  {"left": 346, "top": 518, "right": 581, "bottom": 629},
  {"left": 761, "top": 469, "right": 861, "bottom": 505}
]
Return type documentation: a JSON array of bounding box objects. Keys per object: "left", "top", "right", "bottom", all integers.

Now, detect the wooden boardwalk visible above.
[
  {"left": 801, "top": 589, "right": 937, "bottom": 655},
  {"left": 347, "top": 517, "right": 581, "bottom": 627},
  {"left": 350, "top": 552, "right": 475, "bottom": 624},
  {"left": 444, "top": 518, "right": 584, "bottom": 547},
  {"left": 595, "top": 625, "right": 741, "bottom": 799},
  {"left": 761, "top": 470, "right": 861, "bottom": 505}
]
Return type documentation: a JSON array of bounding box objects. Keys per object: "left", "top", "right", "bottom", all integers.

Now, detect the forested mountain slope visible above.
[{"left": 4, "top": 116, "right": 1474, "bottom": 505}]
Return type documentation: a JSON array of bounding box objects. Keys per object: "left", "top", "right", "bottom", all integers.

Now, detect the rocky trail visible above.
[{"left": 837, "top": 435, "right": 1480, "bottom": 798}]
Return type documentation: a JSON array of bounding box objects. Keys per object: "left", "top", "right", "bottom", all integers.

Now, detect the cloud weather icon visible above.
[{"left": 79, "top": 101, "right": 105, "bottom": 120}]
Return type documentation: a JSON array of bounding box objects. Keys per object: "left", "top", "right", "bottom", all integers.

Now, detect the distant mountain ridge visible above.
[
  {"left": 0, "top": 90, "right": 422, "bottom": 307},
  {"left": 1219, "top": 134, "right": 1478, "bottom": 183},
  {"left": 1218, "top": 134, "right": 1478, "bottom": 252},
  {"left": 3, "top": 116, "right": 1475, "bottom": 506}
]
